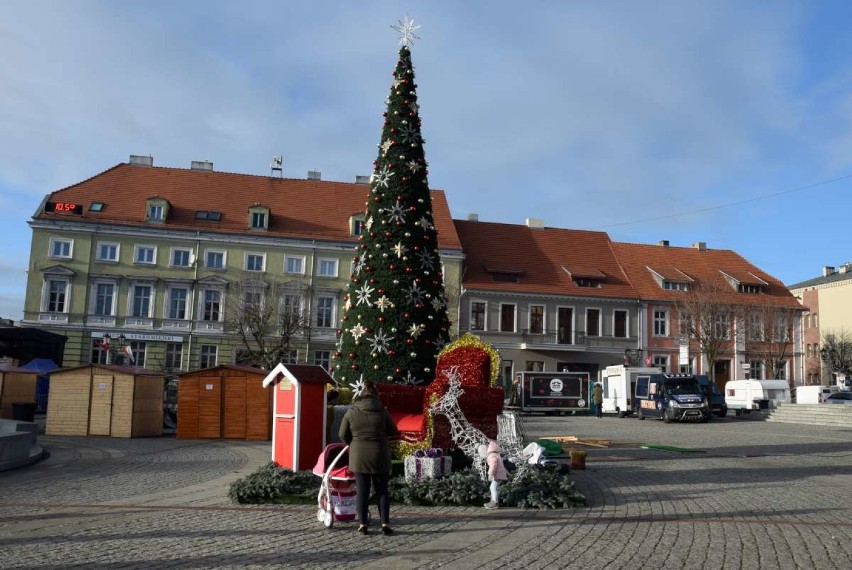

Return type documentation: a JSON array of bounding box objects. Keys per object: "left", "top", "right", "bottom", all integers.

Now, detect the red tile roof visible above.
[
  {"left": 454, "top": 220, "right": 638, "bottom": 298},
  {"left": 36, "top": 163, "right": 462, "bottom": 250},
  {"left": 613, "top": 242, "right": 801, "bottom": 308}
]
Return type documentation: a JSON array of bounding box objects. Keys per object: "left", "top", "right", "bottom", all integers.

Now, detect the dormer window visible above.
[
  {"left": 647, "top": 266, "right": 693, "bottom": 292},
  {"left": 663, "top": 281, "right": 689, "bottom": 291},
  {"left": 484, "top": 265, "right": 524, "bottom": 283},
  {"left": 350, "top": 214, "right": 367, "bottom": 236},
  {"left": 563, "top": 266, "right": 605, "bottom": 288},
  {"left": 720, "top": 270, "right": 767, "bottom": 295},
  {"left": 146, "top": 197, "right": 169, "bottom": 223},
  {"left": 738, "top": 283, "right": 763, "bottom": 294},
  {"left": 248, "top": 205, "right": 270, "bottom": 230},
  {"left": 195, "top": 210, "right": 222, "bottom": 221}
]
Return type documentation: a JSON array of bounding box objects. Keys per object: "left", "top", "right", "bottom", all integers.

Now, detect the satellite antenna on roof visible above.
[{"left": 270, "top": 155, "right": 283, "bottom": 178}]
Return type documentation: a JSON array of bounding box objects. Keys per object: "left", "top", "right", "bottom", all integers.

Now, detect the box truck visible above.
[{"left": 601, "top": 365, "right": 661, "bottom": 418}]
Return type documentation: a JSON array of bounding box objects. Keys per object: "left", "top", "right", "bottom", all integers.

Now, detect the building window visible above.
[
  {"left": 96, "top": 242, "right": 119, "bottom": 262},
  {"left": 663, "top": 281, "right": 689, "bottom": 291},
  {"left": 165, "top": 343, "right": 183, "bottom": 370},
  {"left": 586, "top": 308, "right": 601, "bottom": 337},
  {"left": 529, "top": 305, "right": 544, "bottom": 334},
  {"left": 202, "top": 289, "right": 222, "bottom": 321},
  {"left": 205, "top": 250, "right": 225, "bottom": 269},
  {"left": 245, "top": 253, "right": 265, "bottom": 272},
  {"left": 500, "top": 304, "right": 516, "bottom": 332},
  {"left": 316, "top": 296, "right": 335, "bottom": 328},
  {"left": 352, "top": 219, "right": 366, "bottom": 236},
  {"left": 167, "top": 287, "right": 188, "bottom": 319},
  {"left": 134, "top": 245, "right": 156, "bottom": 265},
  {"left": 90, "top": 339, "right": 108, "bottom": 364},
  {"left": 314, "top": 350, "right": 331, "bottom": 371},
  {"left": 278, "top": 349, "right": 298, "bottom": 364},
  {"left": 525, "top": 361, "right": 544, "bottom": 372},
  {"left": 653, "top": 309, "right": 668, "bottom": 337},
  {"left": 715, "top": 314, "right": 730, "bottom": 339},
  {"left": 285, "top": 256, "right": 305, "bottom": 275},
  {"left": 45, "top": 279, "right": 69, "bottom": 313},
  {"left": 774, "top": 316, "right": 790, "bottom": 342},
  {"left": 748, "top": 314, "right": 763, "bottom": 341},
  {"left": 49, "top": 238, "right": 73, "bottom": 259},
  {"left": 653, "top": 355, "right": 669, "bottom": 372},
  {"left": 749, "top": 360, "right": 764, "bottom": 380},
  {"left": 281, "top": 293, "right": 303, "bottom": 315},
  {"left": 199, "top": 345, "right": 218, "bottom": 368},
  {"left": 614, "top": 310, "right": 628, "bottom": 338},
  {"left": 171, "top": 248, "right": 192, "bottom": 268},
  {"left": 318, "top": 258, "right": 339, "bottom": 278},
  {"left": 93, "top": 282, "right": 115, "bottom": 316},
  {"left": 130, "top": 285, "right": 153, "bottom": 317},
  {"left": 128, "top": 341, "right": 146, "bottom": 367},
  {"left": 148, "top": 205, "right": 164, "bottom": 222},
  {"left": 776, "top": 361, "right": 788, "bottom": 380},
  {"left": 471, "top": 301, "right": 486, "bottom": 331},
  {"left": 738, "top": 283, "right": 762, "bottom": 294},
  {"left": 250, "top": 211, "right": 267, "bottom": 229}
]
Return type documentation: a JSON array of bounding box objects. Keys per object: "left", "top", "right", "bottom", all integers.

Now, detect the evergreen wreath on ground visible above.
[{"left": 229, "top": 462, "right": 585, "bottom": 509}]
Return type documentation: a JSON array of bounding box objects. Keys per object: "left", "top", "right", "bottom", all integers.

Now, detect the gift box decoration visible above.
[{"left": 404, "top": 448, "right": 452, "bottom": 480}]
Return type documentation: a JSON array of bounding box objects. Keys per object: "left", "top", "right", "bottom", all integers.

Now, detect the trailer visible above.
[
  {"left": 516, "top": 371, "right": 592, "bottom": 414},
  {"left": 724, "top": 379, "right": 790, "bottom": 415},
  {"left": 601, "top": 365, "right": 661, "bottom": 418}
]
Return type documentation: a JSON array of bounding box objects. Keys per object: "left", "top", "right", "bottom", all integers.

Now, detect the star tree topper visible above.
[{"left": 391, "top": 14, "right": 421, "bottom": 46}]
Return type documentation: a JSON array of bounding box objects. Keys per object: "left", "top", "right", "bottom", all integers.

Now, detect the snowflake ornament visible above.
[
  {"left": 407, "top": 160, "right": 422, "bottom": 173},
  {"left": 399, "top": 123, "right": 420, "bottom": 144},
  {"left": 350, "top": 376, "right": 367, "bottom": 398},
  {"left": 393, "top": 242, "right": 405, "bottom": 258},
  {"left": 380, "top": 139, "right": 393, "bottom": 156},
  {"left": 356, "top": 283, "right": 376, "bottom": 306},
  {"left": 374, "top": 295, "right": 394, "bottom": 312},
  {"left": 403, "top": 371, "right": 421, "bottom": 385},
  {"left": 384, "top": 200, "right": 406, "bottom": 224},
  {"left": 407, "top": 323, "right": 424, "bottom": 338},
  {"left": 368, "top": 328, "right": 393, "bottom": 355},
  {"left": 349, "top": 323, "right": 367, "bottom": 341},
  {"left": 391, "top": 14, "right": 421, "bottom": 46},
  {"left": 406, "top": 282, "right": 425, "bottom": 304},
  {"left": 416, "top": 250, "right": 435, "bottom": 271},
  {"left": 353, "top": 253, "right": 367, "bottom": 276},
  {"left": 417, "top": 216, "right": 432, "bottom": 230}
]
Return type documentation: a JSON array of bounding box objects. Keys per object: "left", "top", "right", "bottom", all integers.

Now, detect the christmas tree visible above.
[{"left": 333, "top": 16, "right": 451, "bottom": 387}]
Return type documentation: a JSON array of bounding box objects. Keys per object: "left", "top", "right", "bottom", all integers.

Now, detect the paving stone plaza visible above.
[{"left": 1, "top": 415, "right": 851, "bottom": 569}]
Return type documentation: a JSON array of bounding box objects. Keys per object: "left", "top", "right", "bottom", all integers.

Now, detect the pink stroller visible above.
[{"left": 312, "top": 443, "right": 358, "bottom": 528}]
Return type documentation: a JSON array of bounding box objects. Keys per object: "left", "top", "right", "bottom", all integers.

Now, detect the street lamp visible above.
[{"left": 101, "top": 333, "right": 128, "bottom": 365}]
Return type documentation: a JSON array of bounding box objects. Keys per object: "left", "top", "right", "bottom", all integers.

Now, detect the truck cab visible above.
[
  {"left": 695, "top": 375, "right": 728, "bottom": 418},
  {"left": 634, "top": 374, "right": 711, "bottom": 423}
]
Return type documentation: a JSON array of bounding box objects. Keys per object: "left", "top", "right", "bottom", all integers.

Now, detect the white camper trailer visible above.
[
  {"left": 724, "top": 379, "right": 790, "bottom": 415},
  {"left": 602, "top": 365, "right": 662, "bottom": 417},
  {"left": 792, "top": 385, "right": 838, "bottom": 404}
]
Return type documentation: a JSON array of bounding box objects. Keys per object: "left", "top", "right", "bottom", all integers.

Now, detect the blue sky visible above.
[{"left": 2, "top": 1, "right": 852, "bottom": 320}]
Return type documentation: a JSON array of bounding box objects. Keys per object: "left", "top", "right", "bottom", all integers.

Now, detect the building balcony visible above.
[
  {"left": 461, "top": 328, "right": 638, "bottom": 352},
  {"left": 162, "top": 319, "right": 193, "bottom": 331},
  {"left": 86, "top": 315, "right": 116, "bottom": 327},
  {"left": 124, "top": 317, "right": 154, "bottom": 329},
  {"left": 38, "top": 312, "right": 69, "bottom": 324}
]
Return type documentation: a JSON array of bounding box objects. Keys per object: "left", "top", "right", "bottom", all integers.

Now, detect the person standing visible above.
[
  {"left": 481, "top": 440, "right": 508, "bottom": 509},
  {"left": 592, "top": 382, "right": 604, "bottom": 419},
  {"left": 339, "top": 381, "right": 399, "bottom": 535}
]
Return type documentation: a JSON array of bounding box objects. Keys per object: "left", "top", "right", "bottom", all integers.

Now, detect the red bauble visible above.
[
  {"left": 378, "top": 316, "right": 384, "bottom": 322},
  {"left": 414, "top": 246, "right": 420, "bottom": 252},
  {"left": 378, "top": 289, "right": 385, "bottom": 295},
  {"left": 415, "top": 277, "right": 421, "bottom": 283},
  {"left": 396, "top": 367, "right": 402, "bottom": 374},
  {"left": 389, "top": 264, "right": 396, "bottom": 270},
  {"left": 352, "top": 365, "right": 359, "bottom": 370},
  {"left": 404, "top": 313, "right": 410, "bottom": 318},
  {"left": 406, "top": 339, "right": 413, "bottom": 345},
  {"left": 405, "top": 267, "right": 413, "bottom": 273},
  {"left": 370, "top": 278, "right": 376, "bottom": 283},
  {"left": 349, "top": 352, "right": 356, "bottom": 358},
  {"left": 374, "top": 196, "right": 381, "bottom": 202}
]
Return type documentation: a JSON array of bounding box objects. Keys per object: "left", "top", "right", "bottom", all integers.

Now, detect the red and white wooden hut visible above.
[{"left": 262, "top": 364, "right": 333, "bottom": 471}]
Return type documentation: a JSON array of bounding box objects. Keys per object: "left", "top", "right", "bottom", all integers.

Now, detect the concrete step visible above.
[{"left": 765, "top": 403, "right": 852, "bottom": 426}]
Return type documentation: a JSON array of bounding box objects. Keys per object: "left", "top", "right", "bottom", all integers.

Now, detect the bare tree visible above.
[
  {"left": 821, "top": 330, "right": 852, "bottom": 382},
  {"left": 225, "top": 274, "right": 310, "bottom": 369},
  {"left": 675, "top": 280, "right": 741, "bottom": 387},
  {"left": 744, "top": 304, "right": 798, "bottom": 380}
]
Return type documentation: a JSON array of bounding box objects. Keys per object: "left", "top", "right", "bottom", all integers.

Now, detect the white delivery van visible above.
[
  {"left": 792, "top": 385, "right": 839, "bottom": 404},
  {"left": 724, "top": 379, "right": 791, "bottom": 415},
  {"left": 601, "top": 365, "right": 661, "bottom": 417}
]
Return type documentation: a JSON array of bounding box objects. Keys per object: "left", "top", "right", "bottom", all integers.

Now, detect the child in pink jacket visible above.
[{"left": 483, "top": 440, "right": 508, "bottom": 509}]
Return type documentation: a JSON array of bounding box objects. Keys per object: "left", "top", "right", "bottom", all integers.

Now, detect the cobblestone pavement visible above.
[{"left": 1, "top": 415, "right": 852, "bottom": 569}]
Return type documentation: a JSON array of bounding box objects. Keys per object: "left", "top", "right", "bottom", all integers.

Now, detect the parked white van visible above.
[
  {"left": 792, "top": 385, "right": 839, "bottom": 404},
  {"left": 601, "top": 365, "right": 661, "bottom": 417},
  {"left": 724, "top": 379, "right": 790, "bottom": 415}
]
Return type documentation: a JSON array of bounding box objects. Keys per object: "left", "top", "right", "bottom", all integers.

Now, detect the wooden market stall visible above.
[
  {"left": 177, "top": 364, "right": 272, "bottom": 440},
  {"left": 45, "top": 365, "right": 164, "bottom": 437},
  {"left": 0, "top": 365, "right": 39, "bottom": 419}
]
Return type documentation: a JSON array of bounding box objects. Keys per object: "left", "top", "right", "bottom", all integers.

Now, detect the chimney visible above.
[
  {"left": 658, "top": 240, "right": 670, "bottom": 247},
  {"left": 129, "top": 154, "right": 153, "bottom": 167},
  {"left": 307, "top": 171, "right": 321, "bottom": 180},
  {"left": 191, "top": 160, "right": 213, "bottom": 171},
  {"left": 839, "top": 263, "right": 851, "bottom": 274},
  {"left": 467, "top": 213, "right": 479, "bottom": 222},
  {"left": 526, "top": 217, "right": 544, "bottom": 229},
  {"left": 692, "top": 242, "right": 707, "bottom": 251},
  {"left": 823, "top": 266, "right": 836, "bottom": 277},
  {"left": 355, "top": 175, "right": 371, "bottom": 185}
]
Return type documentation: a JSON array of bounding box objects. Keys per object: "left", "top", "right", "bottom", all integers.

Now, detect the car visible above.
[{"left": 823, "top": 391, "right": 852, "bottom": 405}]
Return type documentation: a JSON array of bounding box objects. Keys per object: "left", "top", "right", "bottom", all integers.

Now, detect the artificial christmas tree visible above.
[{"left": 333, "top": 17, "right": 452, "bottom": 387}]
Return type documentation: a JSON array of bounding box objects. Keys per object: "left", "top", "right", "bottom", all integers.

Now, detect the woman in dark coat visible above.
[{"left": 339, "top": 381, "right": 399, "bottom": 535}]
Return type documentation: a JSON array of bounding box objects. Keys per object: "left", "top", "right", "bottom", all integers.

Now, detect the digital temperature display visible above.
[{"left": 45, "top": 201, "right": 83, "bottom": 215}]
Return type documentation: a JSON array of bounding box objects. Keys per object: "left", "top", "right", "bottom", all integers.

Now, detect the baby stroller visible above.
[{"left": 312, "top": 443, "right": 358, "bottom": 528}]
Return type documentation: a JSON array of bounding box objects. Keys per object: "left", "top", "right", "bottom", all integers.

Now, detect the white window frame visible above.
[
  {"left": 95, "top": 241, "right": 120, "bottom": 262},
  {"left": 48, "top": 237, "right": 73, "bottom": 259},
  {"left": 165, "top": 286, "right": 190, "bottom": 320},
  {"left": 200, "top": 287, "right": 224, "bottom": 322},
  {"left": 613, "top": 309, "right": 629, "bottom": 338},
  {"left": 170, "top": 247, "right": 193, "bottom": 268},
  {"left": 285, "top": 255, "right": 306, "bottom": 275},
  {"left": 749, "top": 360, "right": 764, "bottom": 380},
  {"left": 148, "top": 204, "right": 164, "bottom": 222},
  {"left": 318, "top": 258, "right": 339, "bottom": 278},
  {"left": 586, "top": 307, "right": 602, "bottom": 337},
  {"left": 43, "top": 277, "right": 71, "bottom": 313},
  {"left": 90, "top": 280, "right": 118, "bottom": 316},
  {"left": 245, "top": 252, "right": 266, "bottom": 273},
  {"left": 499, "top": 303, "right": 517, "bottom": 333},
  {"left": 470, "top": 300, "right": 487, "bottom": 331},
  {"left": 165, "top": 342, "right": 183, "bottom": 370},
  {"left": 653, "top": 309, "right": 668, "bottom": 337},
  {"left": 528, "top": 304, "right": 545, "bottom": 334},
  {"left": 129, "top": 282, "right": 155, "bottom": 318},
  {"left": 315, "top": 294, "right": 337, "bottom": 328},
  {"left": 250, "top": 211, "right": 267, "bottom": 229},
  {"left": 134, "top": 244, "right": 157, "bottom": 265},
  {"left": 199, "top": 345, "right": 218, "bottom": 368},
  {"left": 205, "top": 249, "right": 226, "bottom": 270},
  {"left": 715, "top": 314, "right": 730, "bottom": 340}
]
